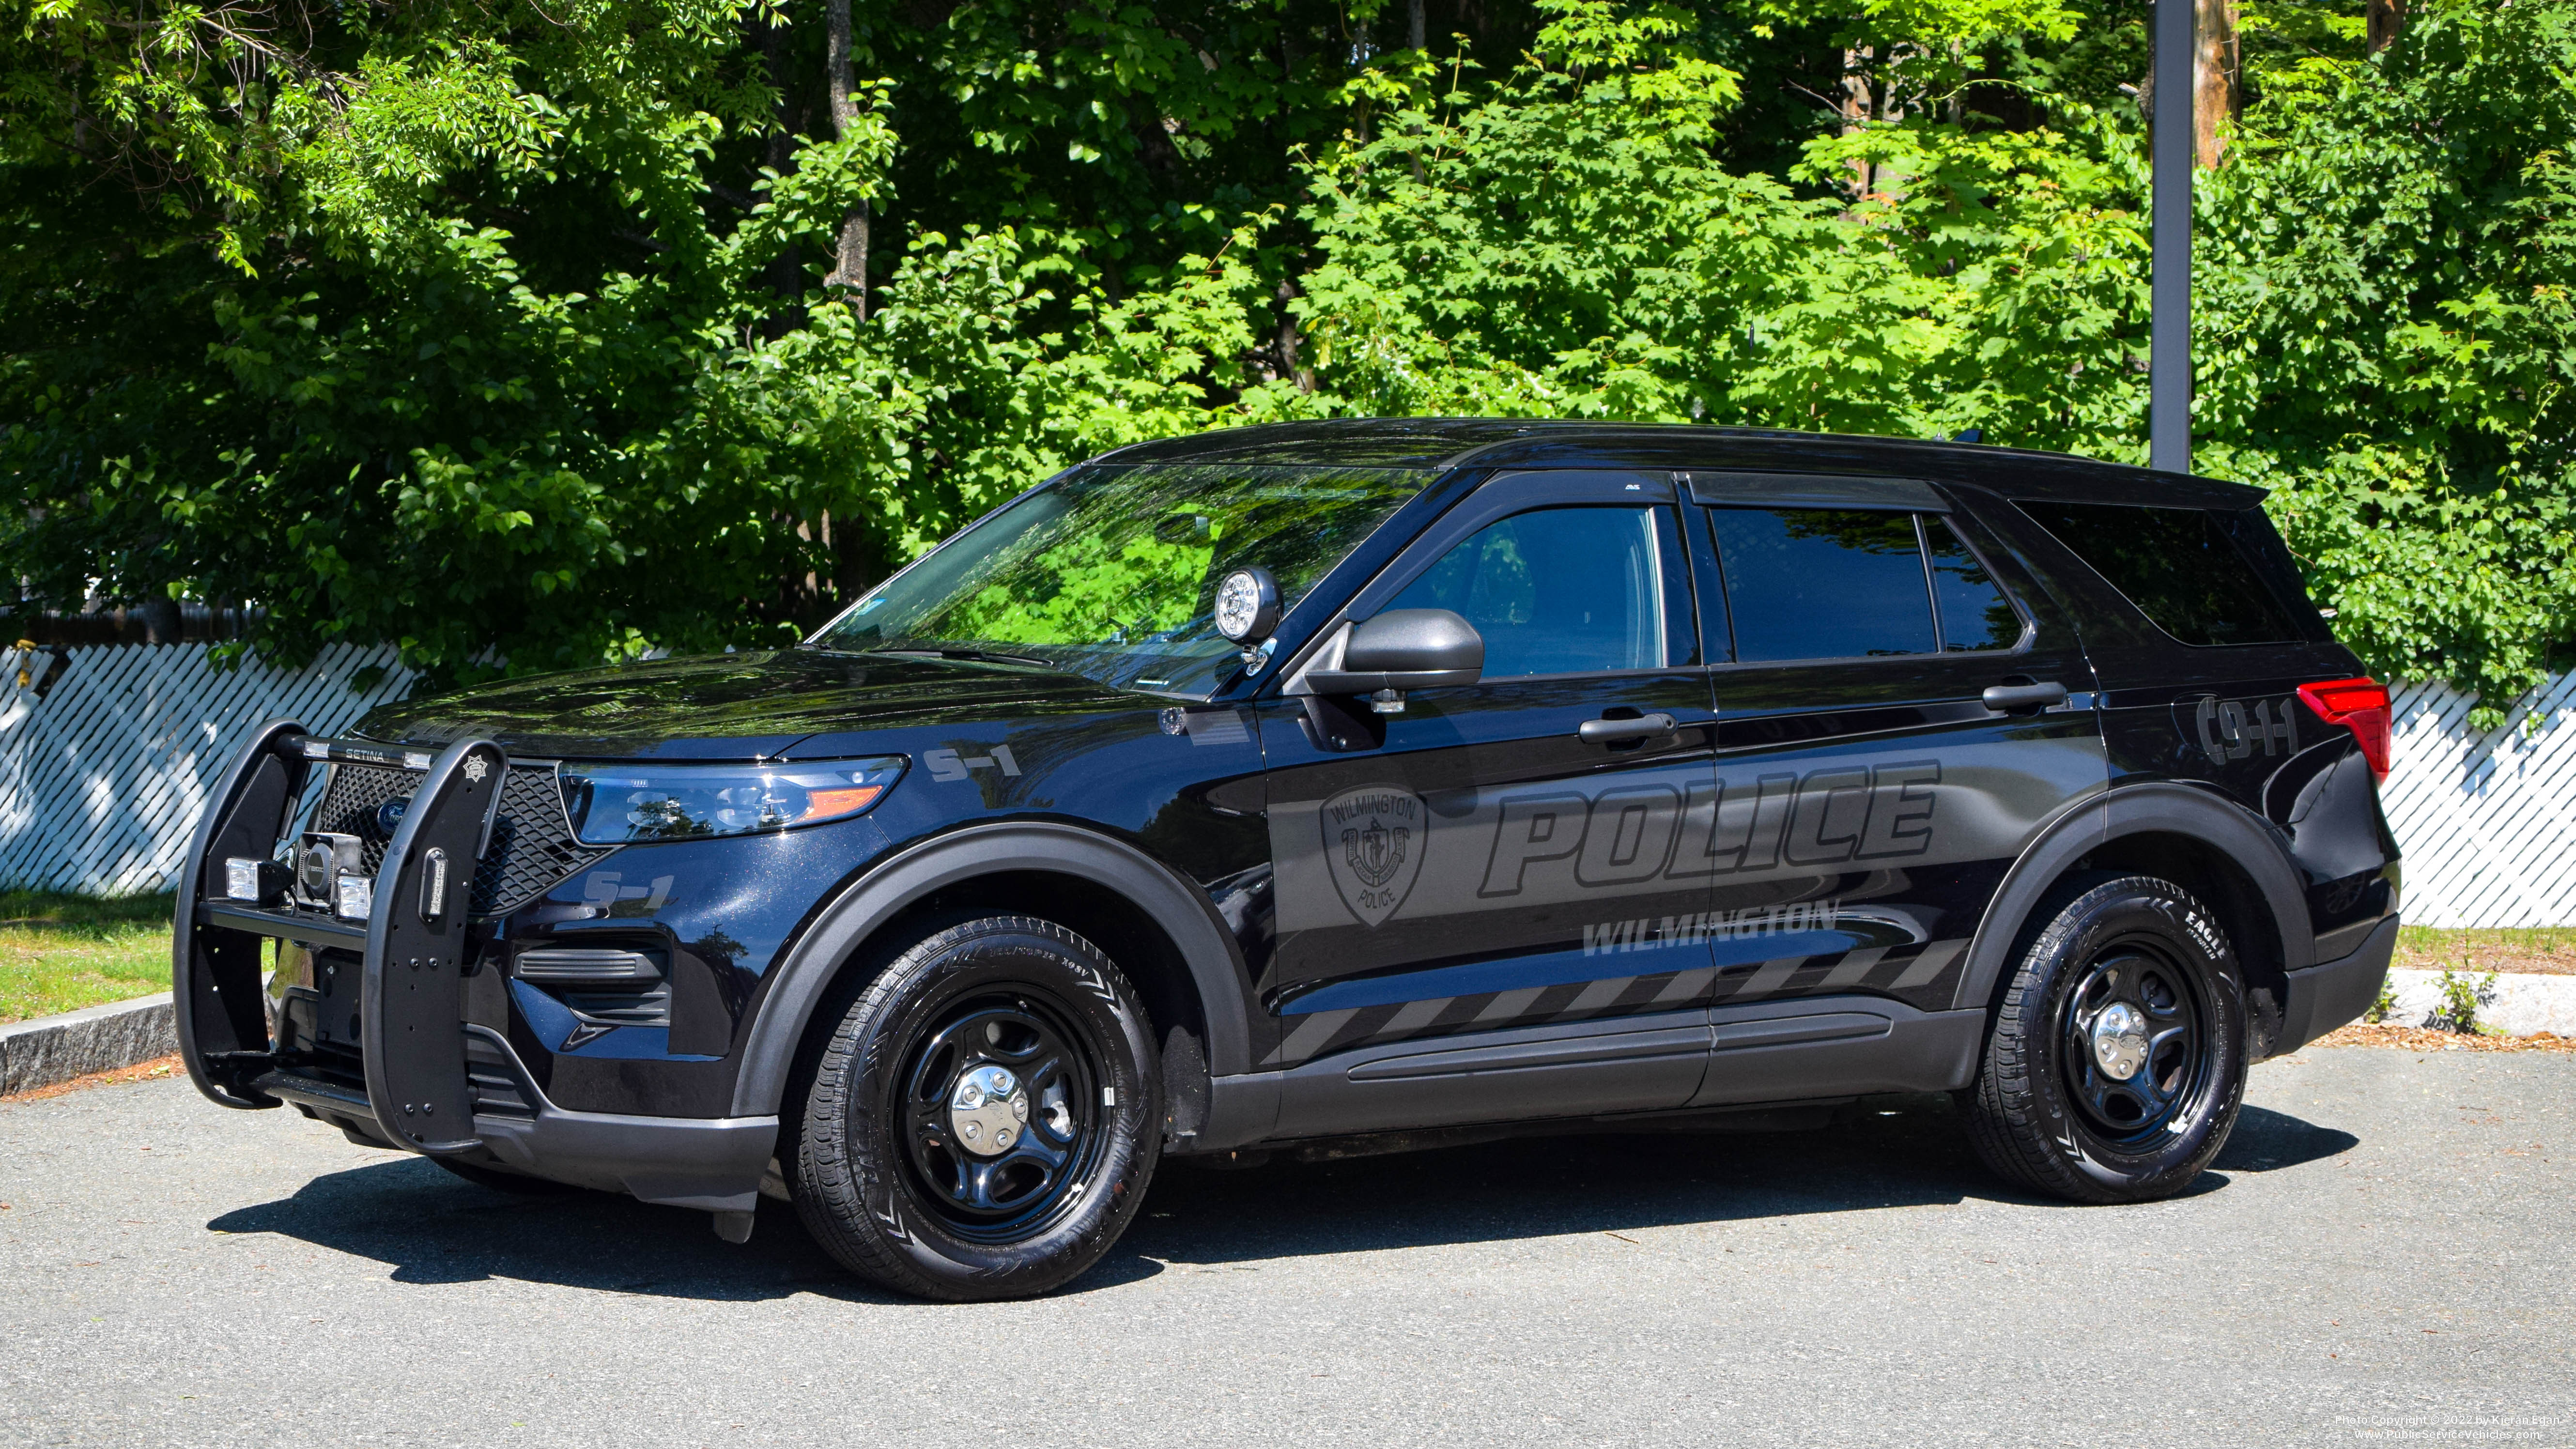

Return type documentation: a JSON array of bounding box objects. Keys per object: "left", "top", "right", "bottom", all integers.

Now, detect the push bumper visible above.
[
  {"left": 173, "top": 724, "right": 773, "bottom": 1229},
  {"left": 2270, "top": 914, "right": 2400, "bottom": 1058}
]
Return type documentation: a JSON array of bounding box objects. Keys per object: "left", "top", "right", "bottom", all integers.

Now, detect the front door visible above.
[
  {"left": 1678, "top": 474, "right": 2109, "bottom": 1103},
  {"left": 1255, "top": 470, "right": 1721, "bottom": 1125}
]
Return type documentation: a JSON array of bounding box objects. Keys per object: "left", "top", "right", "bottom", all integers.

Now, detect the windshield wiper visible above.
[{"left": 866, "top": 647, "right": 1057, "bottom": 669}]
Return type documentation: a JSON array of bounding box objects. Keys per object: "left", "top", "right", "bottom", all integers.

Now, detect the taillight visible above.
[{"left": 2298, "top": 677, "right": 2391, "bottom": 784}]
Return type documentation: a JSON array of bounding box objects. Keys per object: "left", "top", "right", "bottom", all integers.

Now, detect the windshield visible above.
[{"left": 807, "top": 463, "right": 1435, "bottom": 694}]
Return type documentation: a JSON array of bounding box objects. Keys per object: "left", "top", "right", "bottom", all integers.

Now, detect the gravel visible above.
[{"left": 3, "top": 1045, "right": 2570, "bottom": 1448}]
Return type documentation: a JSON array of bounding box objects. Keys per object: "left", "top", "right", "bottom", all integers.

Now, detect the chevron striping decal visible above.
[{"left": 1265, "top": 939, "right": 1974, "bottom": 1067}]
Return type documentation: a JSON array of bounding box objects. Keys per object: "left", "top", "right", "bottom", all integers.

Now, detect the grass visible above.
[
  {"left": 0, "top": 891, "right": 175, "bottom": 1025},
  {"left": 2395, "top": 925, "right": 2576, "bottom": 977},
  {"left": 0, "top": 895, "right": 2566, "bottom": 1027}
]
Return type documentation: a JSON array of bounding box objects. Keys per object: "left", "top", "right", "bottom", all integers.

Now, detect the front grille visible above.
[{"left": 313, "top": 759, "right": 610, "bottom": 918}]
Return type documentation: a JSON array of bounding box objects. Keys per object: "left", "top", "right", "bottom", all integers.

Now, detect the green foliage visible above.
[
  {"left": 7, "top": 0, "right": 2576, "bottom": 716},
  {"left": 2431, "top": 966, "right": 2499, "bottom": 1033},
  {"left": 2197, "top": 3, "right": 2576, "bottom": 718}
]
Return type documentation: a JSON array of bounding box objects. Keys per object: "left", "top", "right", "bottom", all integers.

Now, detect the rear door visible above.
[
  {"left": 1255, "top": 469, "right": 1721, "bottom": 1128},
  {"left": 1681, "top": 474, "right": 2108, "bottom": 1101}
]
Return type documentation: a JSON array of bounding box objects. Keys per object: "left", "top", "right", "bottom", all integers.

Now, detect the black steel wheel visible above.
[
  {"left": 793, "top": 916, "right": 1160, "bottom": 1301},
  {"left": 2056, "top": 943, "right": 2212, "bottom": 1146},
  {"left": 894, "top": 993, "right": 1108, "bottom": 1241},
  {"left": 1967, "top": 874, "right": 2247, "bottom": 1203}
]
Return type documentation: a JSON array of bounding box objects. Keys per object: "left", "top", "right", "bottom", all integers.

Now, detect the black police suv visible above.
[{"left": 176, "top": 420, "right": 2400, "bottom": 1300}]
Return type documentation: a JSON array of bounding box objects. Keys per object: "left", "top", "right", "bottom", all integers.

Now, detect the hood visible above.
[{"left": 351, "top": 648, "right": 1137, "bottom": 759}]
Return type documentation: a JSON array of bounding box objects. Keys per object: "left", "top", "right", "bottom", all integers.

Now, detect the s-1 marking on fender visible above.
[{"left": 925, "top": 745, "right": 1022, "bottom": 782}]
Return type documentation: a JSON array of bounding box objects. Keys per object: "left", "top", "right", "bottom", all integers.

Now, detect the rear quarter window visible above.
[{"left": 2017, "top": 501, "right": 2301, "bottom": 647}]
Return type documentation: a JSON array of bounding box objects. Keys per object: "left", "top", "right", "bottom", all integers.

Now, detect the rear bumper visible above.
[{"left": 2271, "top": 914, "right": 2399, "bottom": 1058}]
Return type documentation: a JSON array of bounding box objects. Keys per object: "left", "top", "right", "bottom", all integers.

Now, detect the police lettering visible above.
[{"left": 1478, "top": 761, "right": 1942, "bottom": 897}]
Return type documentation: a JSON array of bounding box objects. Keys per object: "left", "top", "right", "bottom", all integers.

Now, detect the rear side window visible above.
[
  {"left": 1704, "top": 508, "right": 2027, "bottom": 663},
  {"left": 1927, "top": 519, "right": 2024, "bottom": 652},
  {"left": 2019, "top": 502, "right": 2298, "bottom": 647},
  {"left": 1708, "top": 509, "right": 1936, "bottom": 661}
]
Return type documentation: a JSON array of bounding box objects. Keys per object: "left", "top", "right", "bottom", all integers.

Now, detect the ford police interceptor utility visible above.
[{"left": 175, "top": 420, "right": 2400, "bottom": 1301}]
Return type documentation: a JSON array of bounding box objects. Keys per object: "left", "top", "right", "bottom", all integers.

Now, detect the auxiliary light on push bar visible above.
[{"left": 222, "top": 856, "right": 291, "bottom": 906}]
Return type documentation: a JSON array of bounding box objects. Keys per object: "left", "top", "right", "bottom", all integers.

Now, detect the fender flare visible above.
[
  {"left": 1950, "top": 781, "right": 2317, "bottom": 1017},
  {"left": 727, "top": 821, "right": 1256, "bottom": 1118}
]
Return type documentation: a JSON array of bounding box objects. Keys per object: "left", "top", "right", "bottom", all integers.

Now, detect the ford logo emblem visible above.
[{"left": 376, "top": 797, "right": 410, "bottom": 838}]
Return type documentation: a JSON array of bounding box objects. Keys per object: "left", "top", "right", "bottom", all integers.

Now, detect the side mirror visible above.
[{"left": 1302, "top": 608, "right": 1483, "bottom": 708}]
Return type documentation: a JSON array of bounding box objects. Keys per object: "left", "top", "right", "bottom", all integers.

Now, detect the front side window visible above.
[
  {"left": 1385, "top": 506, "right": 1691, "bottom": 677},
  {"left": 808, "top": 463, "right": 1432, "bottom": 694}
]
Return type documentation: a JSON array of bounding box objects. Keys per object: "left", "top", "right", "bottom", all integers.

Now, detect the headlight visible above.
[{"left": 558, "top": 757, "right": 907, "bottom": 846}]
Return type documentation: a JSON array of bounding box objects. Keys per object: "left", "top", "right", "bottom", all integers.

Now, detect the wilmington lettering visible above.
[{"left": 1580, "top": 899, "right": 1845, "bottom": 957}]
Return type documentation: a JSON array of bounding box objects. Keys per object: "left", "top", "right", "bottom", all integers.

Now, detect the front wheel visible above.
[
  {"left": 793, "top": 916, "right": 1161, "bottom": 1301},
  {"left": 1966, "top": 874, "right": 2247, "bottom": 1204}
]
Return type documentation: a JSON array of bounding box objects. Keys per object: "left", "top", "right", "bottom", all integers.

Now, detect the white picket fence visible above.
[
  {"left": 0, "top": 643, "right": 413, "bottom": 896},
  {"left": 0, "top": 642, "right": 2572, "bottom": 921},
  {"left": 2380, "top": 674, "right": 2576, "bottom": 928}
]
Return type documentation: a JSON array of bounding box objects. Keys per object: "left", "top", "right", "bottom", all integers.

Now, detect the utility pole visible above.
[{"left": 2150, "top": 0, "right": 2194, "bottom": 475}]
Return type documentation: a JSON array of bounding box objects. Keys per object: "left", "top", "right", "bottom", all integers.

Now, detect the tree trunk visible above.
[
  {"left": 823, "top": 0, "right": 871, "bottom": 318},
  {"left": 2192, "top": 0, "right": 2237, "bottom": 169},
  {"left": 1841, "top": 47, "right": 1874, "bottom": 203},
  {"left": 757, "top": 10, "right": 805, "bottom": 338},
  {"left": 1275, "top": 278, "right": 1316, "bottom": 393},
  {"left": 1407, "top": 0, "right": 1425, "bottom": 50},
  {"left": 2367, "top": 0, "right": 2406, "bottom": 54}
]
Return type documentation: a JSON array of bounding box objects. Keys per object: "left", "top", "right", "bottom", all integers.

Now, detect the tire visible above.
[
  {"left": 793, "top": 915, "right": 1162, "bottom": 1301},
  {"left": 1966, "top": 874, "right": 2248, "bottom": 1204}
]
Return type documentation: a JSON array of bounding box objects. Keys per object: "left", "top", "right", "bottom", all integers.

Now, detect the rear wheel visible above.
[
  {"left": 1966, "top": 874, "right": 2247, "bottom": 1203},
  {"left": 793, "top": 916, "right": 1161, "bottom": 1301}
]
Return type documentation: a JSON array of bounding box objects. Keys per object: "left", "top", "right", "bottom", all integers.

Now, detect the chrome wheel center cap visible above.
[
  {"left": 2092, "top": 1002, "right": 2150, "bottom": 1081},
  {"left": 948, "top": 1064, "right": 1030, "bottom": 1158}
]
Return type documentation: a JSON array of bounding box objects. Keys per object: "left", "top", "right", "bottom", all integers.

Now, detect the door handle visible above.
[
  {"left": 1578, "top": 712, "right": 1678, "bottom": 743},
  {"left": 1982, "top": 680, "right": 2069, "bottom": 713}
]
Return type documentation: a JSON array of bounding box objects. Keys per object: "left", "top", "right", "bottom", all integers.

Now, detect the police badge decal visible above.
[{"left": 1320, "top": 786, "right": 1427, "bottom": 927}]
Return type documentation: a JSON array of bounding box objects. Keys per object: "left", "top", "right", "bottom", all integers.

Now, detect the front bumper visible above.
[{"left": 174, "top": 723, "right": 773, "bottom": 1218}]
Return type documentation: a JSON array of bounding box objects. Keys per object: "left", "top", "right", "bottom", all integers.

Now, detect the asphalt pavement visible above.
[{"left": 3, "top": 1045, "right": 2570, "bottom": 1448}]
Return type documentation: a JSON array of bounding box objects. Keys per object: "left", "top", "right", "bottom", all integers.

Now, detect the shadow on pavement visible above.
[
  {"left": 207, "top": 1161, "right": 896, "bottom": 1303},
  {"left": 205, "top": 1092, "right": 2360, "bottom": 1300},
  {"left": 2211, "top": 1103, "right": 2362, "bottom": 1173}
]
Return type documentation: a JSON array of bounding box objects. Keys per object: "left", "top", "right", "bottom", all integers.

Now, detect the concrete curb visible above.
[
  {"left": 0, "top": 992, "right": 178, "bottom": 1097},
  {"left": 2378, "top": 969, "right": 2576, "bottom": 1037}
]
